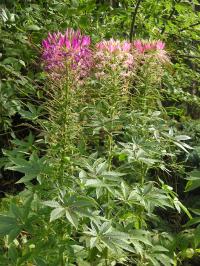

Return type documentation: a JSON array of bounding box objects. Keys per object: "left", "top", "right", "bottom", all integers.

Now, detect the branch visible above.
[
  {"left": 129, "top": 0, "right": 142, "bottom": 42},
  {"left": 179, "top": 21, "right": 200, "bottom": 32},
  {"left": 177, "top": 54, "right": 200, "bottom": 59}
]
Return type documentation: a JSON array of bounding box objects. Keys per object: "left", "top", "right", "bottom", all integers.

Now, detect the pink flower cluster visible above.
[
  {"left": 42, "top": 29, "right": 92, "bottom": 81},
  {"left": 133, "top": 40, "right": 169, "bottom": 63},
  {"left": 42, "top": 28, "right": 170, "bottom": 84},
  {"left": 94, "top": 39, "right": 134, "bottom": 80}
]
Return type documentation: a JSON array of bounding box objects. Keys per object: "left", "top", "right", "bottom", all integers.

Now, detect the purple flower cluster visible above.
[{"left": 42, "top": 29, "right": 92, "bottom": 81}]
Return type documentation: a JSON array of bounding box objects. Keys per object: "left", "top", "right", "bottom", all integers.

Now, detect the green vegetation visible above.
[{"left": 0, "top": 1, "right": 200, "bottom": 265}]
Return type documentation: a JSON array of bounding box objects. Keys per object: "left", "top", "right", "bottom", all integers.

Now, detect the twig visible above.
[
  {"left": 179, "top": 21, "right": 200, "bottom": 32},
  {"left": 129, "top": 0, "right": 142, "bottom": 42}
]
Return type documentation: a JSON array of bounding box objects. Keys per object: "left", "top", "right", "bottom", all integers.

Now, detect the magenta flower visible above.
[
  {"left": 133, "top": 40, "right": 165, "bottom": 53},
  {"left": 94, "top": 39, "right": 134, "bottom": 81},
  {"left": 155, "top": 40, "right": 165, "bottom": 50},
  {"left": 133, "top": 39, "right": 169, "bottom": 63},
  {"left": 42, "top": 28, "right": 92, "bottom": 82}
]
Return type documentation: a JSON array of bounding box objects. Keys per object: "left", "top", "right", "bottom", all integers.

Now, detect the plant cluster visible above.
[
  {"left": 0, "top": 1, "right": 200, "bottom": 266},
  {"left": 0, "top": 28, "right": 195, "bottom": 266}
]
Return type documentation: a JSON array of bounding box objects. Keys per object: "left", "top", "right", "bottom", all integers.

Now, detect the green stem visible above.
[{"left": 105, "top": 247, "right": 108, "bottom": 266}]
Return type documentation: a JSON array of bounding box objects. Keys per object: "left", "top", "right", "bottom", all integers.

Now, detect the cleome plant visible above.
[{"left": 0, "top": 27, "right": 196, "bottom": 266}]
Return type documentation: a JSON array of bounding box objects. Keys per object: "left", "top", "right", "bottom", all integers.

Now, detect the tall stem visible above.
[{"left": 130, "top": 0, "right": 143, "bottom": 42}]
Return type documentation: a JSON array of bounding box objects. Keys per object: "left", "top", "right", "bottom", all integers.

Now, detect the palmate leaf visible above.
[
  {"left": 45, "top": 194, "right": 98, "bottom": 227},
  {"left": 19, "top": 103, "right": 42, "bottom": 121},
  {"left": 101, "top": 237, "right": 118, "bottom": 253},
  {"left": 0, "top": 195, "right": 34, "bottom": 242},
  {"left": 131, "top": 230, "right": 152, "bottom": 246},
  {"left": 5, "top": 153, "right": 46, "bottom": 183},
  {"left": 83, "top": 221, "right": 135, "bottom": 254}
]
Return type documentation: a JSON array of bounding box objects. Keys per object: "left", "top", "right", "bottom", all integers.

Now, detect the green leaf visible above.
[
  {"left": 96, "top": 162, "right": 107, "bottom": 175},
  {"left": 27, "top": 25, "right": 41, "bottom": 31},
  {"left": 65, "top": 210, "right": 78, "bottom": 228},
  {"left": 143, "top": 182, "right": 153, "bottom": 195},
  {"left": 8, "top": 227, "right": 21, "bottom": 243},
  {"left": 43, "top": 201, "right": 61, "bottom": 208},
  {"left": 184, "top": 217, "right": 200, "bottom": 227},
  {"left": 10, "top": 203, "right": 23, "bottom": 219},
  {"left": 73, "top": 196, "right": 97, "bottom": 208},
  {"left": 8, "top": 245, "right": 18, "bottom": 262},
  {"left": 85, "top": 179, "right": 103, "bottom": 187},
  {"left": 173, "top": 141, "right": 190, "bottom": 153},
  {"left": 101, "top": 238, "right": 118, "bottom": 252},
  {"left": 6, "top": 153, "right": 46, "bottom": 183},
  {"left": 89, "top": 237, "right": 97, "bottom": 248},
  {"left": 0, "top": 215, "right": 17, "bottom": 225},
  {"left": 175, "top": 135, "right": 191, "bottom": 141},
  {"left": 0, "top": 215, "right": 18, "bottom": 236},
  {"left": 151, "top": 245, "right": 168, "bottom": 252},
  {"left": 0, "top": 223, "right": 17, "bottom": 236},
  {"left": 50, "top": 207, "right": 65, "bottom": 222},
  {"left": 185, "top": 170, "right": 200, "bottom": 192}
]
